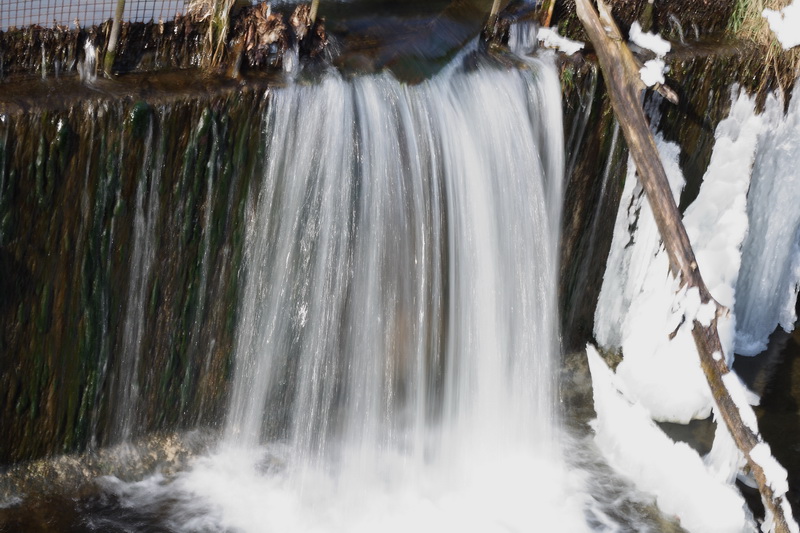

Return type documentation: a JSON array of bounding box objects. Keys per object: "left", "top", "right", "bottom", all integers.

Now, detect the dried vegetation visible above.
[{"left": 728, "top": 0, "right": 800, "bottom": 93}]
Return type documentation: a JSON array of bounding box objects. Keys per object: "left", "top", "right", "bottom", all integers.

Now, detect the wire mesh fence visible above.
[{"left": 0, "top": 0, "right": 189, "bottom": 30}]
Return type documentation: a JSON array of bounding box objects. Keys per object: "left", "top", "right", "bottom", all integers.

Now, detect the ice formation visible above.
[
  {"left": 595, "top": 90, "right": 768, "bottom": 423},
  {"left": 594, "top": 135, "right": 717, "bottom": 422},
  {"left": 592, "top": 84, "right": 800, "bottom": 532},
  {"left": 734, "top": 88, "right": 800, "bottom": 355},
  {"left": 683, "top": 93, "right": 764, "bottom": 360}
]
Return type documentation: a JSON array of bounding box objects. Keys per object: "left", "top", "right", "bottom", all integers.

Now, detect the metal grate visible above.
[{"left": 0, "top": 0, "right": 189, "bottom": 31}]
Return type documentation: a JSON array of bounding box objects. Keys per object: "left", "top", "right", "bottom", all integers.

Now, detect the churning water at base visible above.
[{"left": 85, "top": 54, "right": 654, "bottom": 532}]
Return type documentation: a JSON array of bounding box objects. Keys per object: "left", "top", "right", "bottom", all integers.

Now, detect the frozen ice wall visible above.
[
  {"left": 596, "top": 82, "right": 800, "bottom": 427},
  {"left": 735, "top": 88, "right": 800, "bottom": 355},
  {"left": 588, "top": 88, "right": 800, "bottom": 533}
]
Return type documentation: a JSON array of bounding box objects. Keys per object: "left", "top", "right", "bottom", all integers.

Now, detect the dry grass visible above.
[
  {"left": 729, "top": 0, "right": 800, "bottom": 92},
  {"left": 187, "top": 0, "right": 236, "bottom": 67}
]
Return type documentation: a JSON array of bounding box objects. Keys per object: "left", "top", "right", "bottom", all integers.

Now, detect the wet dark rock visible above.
[
  {"left": 481, "top": 15, "right": 512, "bottom": 49},
  {"left": 735, "top": 327, "right": 800, "bottom": 522},
  {"left": 0, "top": 82, "right": 269, "bottom": 465},
  {"left": 559, "top": 54, "right": 629, "bottom": 354}
]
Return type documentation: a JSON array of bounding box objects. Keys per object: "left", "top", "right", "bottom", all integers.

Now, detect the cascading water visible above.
[
  {"left": 201, "top": 52, "right": 580, "bottom": 531},
  {"left": 88, "top": 46, "right": 632, "bottom": 531}
]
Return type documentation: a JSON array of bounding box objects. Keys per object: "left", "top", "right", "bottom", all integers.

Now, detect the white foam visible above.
[{"left": 144, "top": 444, "right": 591, "bottom": 533}]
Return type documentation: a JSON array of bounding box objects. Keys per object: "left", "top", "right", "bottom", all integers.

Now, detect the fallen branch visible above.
[{"left": 574, "top": 0, "right": 798, "bottom": 531}]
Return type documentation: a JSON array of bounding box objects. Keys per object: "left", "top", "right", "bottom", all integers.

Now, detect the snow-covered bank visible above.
[
  {"left": 590, "top": 81, "right": 800, "bottom": 532},
  {"left": 595, "top": 82, "right": 800, "bottom": 423},
  {"left": 587, "top": 346, "right": 750, "bottom": 533}
]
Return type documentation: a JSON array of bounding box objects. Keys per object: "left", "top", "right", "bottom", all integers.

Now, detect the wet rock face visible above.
[
  {"left": 559, "top": 56, "right": 629, "bottom": 354},
  {"left": 652, "top": 0, "right": 734, "bottom": 39},
  {"left": 0, "top": 87, "right": 268, "bottom": 465}
]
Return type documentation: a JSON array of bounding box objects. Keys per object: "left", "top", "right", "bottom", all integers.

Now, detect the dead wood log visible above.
[{"left": 574, "top": 0, "right": 799, "bottom": 531}]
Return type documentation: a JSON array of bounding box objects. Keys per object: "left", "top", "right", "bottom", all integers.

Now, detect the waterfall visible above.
[
  {"left": 227, "top": 54, "right": 564, "bottom": 455},
  {"left": 3, "top": 18, "right": 716, "bottom": 528},
  {"left": 124, "top": 51, "right": 601, "bottom": 532}
]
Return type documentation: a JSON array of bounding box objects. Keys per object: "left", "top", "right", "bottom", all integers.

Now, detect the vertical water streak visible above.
[
  {"left": 78, "top": 40, "right": 97, "bottom": 83},
  {"left": 111, "top": 113, "right": 161, "bottom": 443},
  {"left": 0, "top": 114, "right": 8, "bottom": 245},
  {"left": 430, "top": 61, "right": 561, "bottom": 463},
  {"left": 508, "top": 20, "right": 539, "bottom": 57},
  {"left": 225, "top": 77, "right": 358, "bottom": 452},
  {"left": 86, "top": 102, "right": 109, "bottom": 449},
  {"left": 92, "top": 101, "right": 128, "bottom": 447},
  {"left": 186, "top": 115, "right": 218, "bottom": 413}
]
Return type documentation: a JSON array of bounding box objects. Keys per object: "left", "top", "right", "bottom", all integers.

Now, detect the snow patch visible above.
[
  {"left": 697, "top": 301, "right": 717, "bottom": 326},
  {"left": 763, "top": 1, "right": 800, "bottom": 50},
  {"left": 721, "top": 372, "right": 760, "bottom": 433},
  {"left": 536, "top": 27, "right": 584, "bottom": 55},
  {"left": 750, "top": 442, "right": 790, "bottom": 497},
  {"left": 629, "top": 22, "right": 670, "bottom": 86},
  {"left": 587, "top": 345, "right": 750, "bottom": 533},
  {"left": 639, "top": 59, "right": 666, "bottom": 87},
  {"left": 705, "top": 417, "right": 745, "bottom": 485},
  {"left": 629, "top": 22, "right": 672, "bottom": 56}
]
